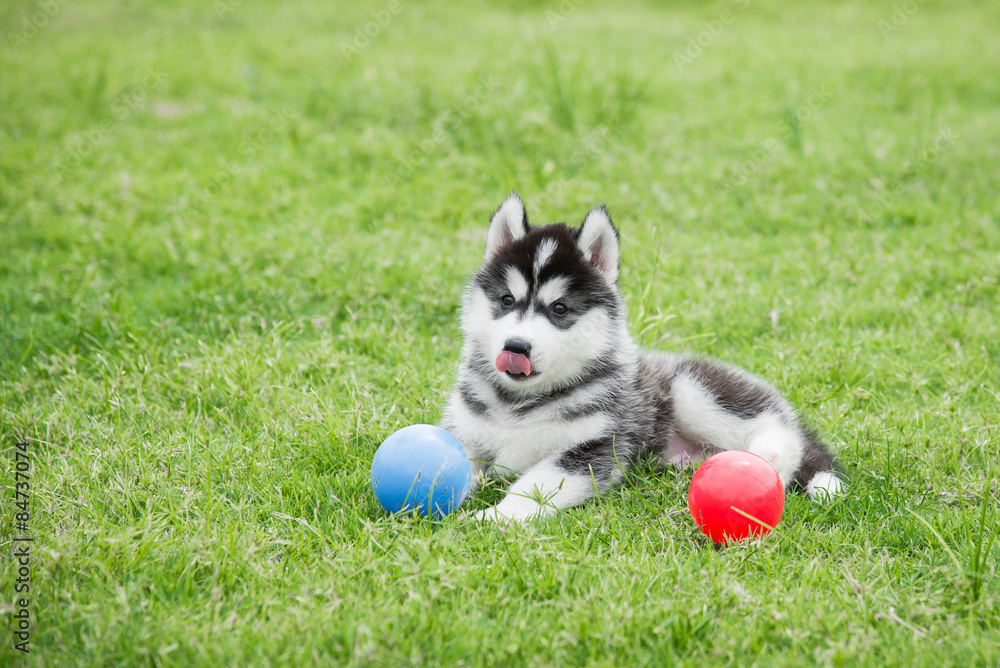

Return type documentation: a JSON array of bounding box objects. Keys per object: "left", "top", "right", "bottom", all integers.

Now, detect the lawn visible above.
[{"left": 2, "top": 0, "right": 999, "bottom": 665}]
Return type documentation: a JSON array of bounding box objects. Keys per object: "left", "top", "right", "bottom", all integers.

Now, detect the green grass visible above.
[{"left": 2, "top": 0, "right": 999, "bottom": 664}]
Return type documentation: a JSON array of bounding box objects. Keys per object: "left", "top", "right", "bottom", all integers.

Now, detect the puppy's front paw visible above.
[
  {"left": 472, "top": 498, "right": 550, "bottom": 523},
  {"left": 473, "top": 505, "right": 530, "bottom": 523}
]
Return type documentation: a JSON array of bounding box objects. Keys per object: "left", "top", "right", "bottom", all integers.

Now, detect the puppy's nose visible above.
[{"left": 503, "top": 339, "right": 531, "bottom": 357}]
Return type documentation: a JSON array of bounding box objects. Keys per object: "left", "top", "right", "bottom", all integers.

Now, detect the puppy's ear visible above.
[
  {"left": 485, "top": 191, "right": 529, "bottom": 258},
  {"left": 577, "top": 204, "right": 620, "bottom": 283}
]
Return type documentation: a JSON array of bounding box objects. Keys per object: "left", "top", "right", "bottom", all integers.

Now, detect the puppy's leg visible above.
[
  {"left": 473, "top": 459, "right": 597, "bottom": 522},
  {"left": 474, "top": 439, "right": 624, "bottom": 522},
  {"left": 670, "top": 364, "right": 845, "bottom": 501}
]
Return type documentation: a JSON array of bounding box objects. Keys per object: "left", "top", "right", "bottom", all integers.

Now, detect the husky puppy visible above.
[{"left": 440, "top": 192, "right": 844, "bottom": 522}]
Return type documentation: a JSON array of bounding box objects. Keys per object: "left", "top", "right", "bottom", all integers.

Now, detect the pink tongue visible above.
[{"left": 496, "top": 351, "right": 532, "bottom": 376}]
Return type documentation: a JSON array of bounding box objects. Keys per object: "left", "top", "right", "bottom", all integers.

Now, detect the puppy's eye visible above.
[
  {"left": 501, "top": 295, "right": 515, "bottom": 307},
  {"left": 552, "top": 302, "right": 568, "bottom": 315}
]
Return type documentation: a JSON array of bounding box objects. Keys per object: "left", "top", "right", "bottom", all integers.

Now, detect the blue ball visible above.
[{"left": 370, "top": 424, "right": 472, "bottom": 518}]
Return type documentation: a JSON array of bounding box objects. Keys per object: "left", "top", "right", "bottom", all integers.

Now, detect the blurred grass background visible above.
[{"left": 1, "top": 0, "right": 999, "bottom": 665}]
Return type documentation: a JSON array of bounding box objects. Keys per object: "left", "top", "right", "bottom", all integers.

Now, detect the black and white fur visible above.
[{"left": 441, "top": 192, "right": 844, "bottom": 522}]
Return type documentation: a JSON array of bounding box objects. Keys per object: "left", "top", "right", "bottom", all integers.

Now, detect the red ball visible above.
[{"left": 688, "top": 450, "right": 785, "bottom": 544}]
